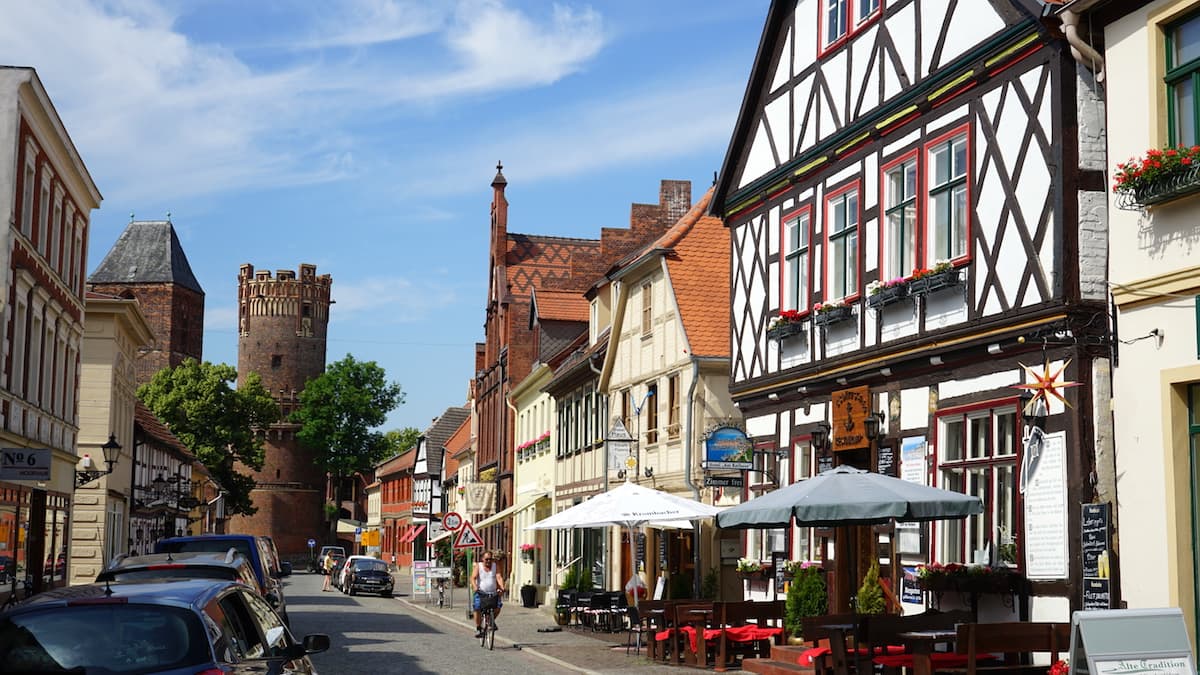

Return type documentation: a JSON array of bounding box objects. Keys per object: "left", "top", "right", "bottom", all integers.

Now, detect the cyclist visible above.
[{"left": 470, "top": 551, "right": 506, "bottom": 638}]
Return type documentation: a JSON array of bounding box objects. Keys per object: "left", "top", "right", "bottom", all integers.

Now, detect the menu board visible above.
[
  {"left": 1022, "top": 431, "right": 1068, "bottom": 579},
  {"left": 772, "top": 551, "right": 788, "bottom": 595},
  {"left": 817, "top": 454, "right": 834, "bottom": 473},
  {"left": 1081, "top": 503, "right": 1109, "bottom": 577},
  {"left": 877, "top": 442, "right": 896, "bottom": 477}
]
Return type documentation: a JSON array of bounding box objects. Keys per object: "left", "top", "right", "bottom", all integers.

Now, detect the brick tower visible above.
[
  {"left": 229, "top": 263, "right": 332, "bottom": 556},
  {"left": 87, "top": 218, "right": 204, "bottom": 385}
]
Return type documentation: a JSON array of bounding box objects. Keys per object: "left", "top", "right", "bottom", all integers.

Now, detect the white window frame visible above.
[
  {"left": 926, "top": 131, "right": 969, "bottom": 264},
  {"left": 825, "top": 185, "right": 860, "bottom": 301},
  {"left": 882, "top": 156, "right": 918, "bottom": 281},
  {"left": 783, "top": 208, "right": 811, "bottom": 312}
]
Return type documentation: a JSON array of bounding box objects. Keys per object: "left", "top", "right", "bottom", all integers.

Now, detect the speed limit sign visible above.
[{"left": 443, "top": 511, "right": 463, "bottom": 531}]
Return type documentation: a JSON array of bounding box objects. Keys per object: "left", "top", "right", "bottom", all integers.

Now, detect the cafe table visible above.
[
  {"left": 896, "top": 629, "right": 958, "bottom": 675},
  {"left": 820, "top": 623, "right": 858, "bottom": 675},
  {"left": 683, "top": 608, "right": 717, "bottom": 666}
]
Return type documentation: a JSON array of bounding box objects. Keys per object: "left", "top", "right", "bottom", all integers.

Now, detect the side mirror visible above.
[{"left": 303, "top": 633, "right": 331, "bottom": 654}]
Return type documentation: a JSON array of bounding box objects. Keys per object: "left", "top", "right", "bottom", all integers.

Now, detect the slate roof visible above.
[
  {"left": 420, "top": 406, "right": 471, "bottom": 477},
  {"left": 89, "top": 221, "right": 204, "bottom": 294}
]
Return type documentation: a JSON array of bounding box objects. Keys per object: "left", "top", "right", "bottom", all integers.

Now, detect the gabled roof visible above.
[
  {"left": 89, "top": 220, "right": 204, "bottom": 294},
  {"left": 531, "top": 288, "right": 589, "bottom": 323},
  {"left": 416, "top": 406, "right": 471, "bottom": 478},
  {"left": 134, "top": 401, "right": 196, "bottom": 462},
  {"left": 442, "top": 415, "right": 471, "bottom": 481},
  {"left": 660, "top": 189, "right": 729, "bottom": 358}
]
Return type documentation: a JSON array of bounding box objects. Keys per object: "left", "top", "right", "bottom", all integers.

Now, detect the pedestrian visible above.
[
  {"left": 321, "top": 553, "right": 336, "bottom": 591},
  {"left": 470, "top": 551, "right": 506, "bottom": 638}
]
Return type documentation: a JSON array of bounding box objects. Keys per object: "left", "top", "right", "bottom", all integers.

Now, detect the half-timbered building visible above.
[{"left": 712, "top": 0, "right": 1114, "bottom": 617}]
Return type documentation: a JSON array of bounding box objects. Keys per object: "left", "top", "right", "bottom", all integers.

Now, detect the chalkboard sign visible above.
[
  {"left": 636, "top": 532, "right": 645, "bottom": 564},
  {"left": 1083, "top": 578, "right": 1111, "bottom": 611},
  {"left": 658, "top": 535, "right": 667, "bottom": 570},
  {"left": 1070, "top": 608, "right": 1194, "bottom": 675},
  {"left": 772, "top": 551, "right": 788, "bottom": 595},
  {"left": 877, "top": 443, "right": 896, "bottom": 477},
  {"left": 1081, "top": 503, "right": 1109, "bottom": 578},
  {"left": 817, "top": 454, "right": 834, "bottom": 473}
]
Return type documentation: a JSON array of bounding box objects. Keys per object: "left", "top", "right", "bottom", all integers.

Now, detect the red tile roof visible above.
[
  {"left": 662, "top": 188, "right": 729, "bottom": 358},
  {"left": 134, "top": 401, "right": 196, "bottom": 460},
  {"left": 533, "top": 289, "right": 588, "bottom": 322}
]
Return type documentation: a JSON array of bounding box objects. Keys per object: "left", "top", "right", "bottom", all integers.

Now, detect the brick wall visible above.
[{"left": 87, "top": 282, "right": 204, "bottom": 386}]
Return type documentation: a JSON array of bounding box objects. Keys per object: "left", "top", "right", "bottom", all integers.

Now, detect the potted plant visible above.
[
  {"left": 736, "top": 557, "right": 763, "bottom": 579},
  {"left": 866, "top": 277, "right": 909, "bottom": 309},
  {"left": 812, "top": 299, "right": 853, "bottom": 327},
  {"left": 785, "top": 563, "right": 828, "bottom": 643},
  {"left": 520, "top": 543, "right": 537, "bottom": 562},
  {"left": 1113, "top": 144, "right": 1200, "bottom": 208},
  {"left": 767, "top": 309, "right": 805, "bottom": 340},
  {"left": 909, "top": 260, "right": 960, "bottom": 296},
  {"left": 855, "top": 559, "right": 886, "bottom": 614}
]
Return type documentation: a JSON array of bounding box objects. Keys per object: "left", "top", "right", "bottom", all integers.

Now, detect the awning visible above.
[
  {"left": 474, "top": 492, "right": 549, "bottom": 530},
  {"left": 336, "top": 518, "right": 365, "bottom": 534},
  {"left": 402, "top": 523, "right": 426, "bottom": 544}
]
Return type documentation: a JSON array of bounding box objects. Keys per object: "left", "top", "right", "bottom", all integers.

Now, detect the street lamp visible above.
[
  {"left": 811, "top": 421, "right": 831, "bottom": 452},
  {"left": 76, "top": 434, "right": 121, "bottom": 488}
]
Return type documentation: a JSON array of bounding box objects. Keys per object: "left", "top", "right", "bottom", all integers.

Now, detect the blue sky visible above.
[{"left": 0, "top": 0, "right": 768, "bottom": 433}]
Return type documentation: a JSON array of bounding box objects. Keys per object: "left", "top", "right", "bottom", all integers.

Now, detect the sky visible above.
[{"left": 0, "top": 0, "right": 770, "bottom": 434}]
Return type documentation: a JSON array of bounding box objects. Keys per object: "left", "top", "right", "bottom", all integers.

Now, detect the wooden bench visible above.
[
  {"left": 800, "top": 613, "right": 859, "bottom": 675},
  {"left": 654, "top": 601, "right": 712, "bottom": 665},
  {"left": 859, "top": 610, "right": 973, "bottom": 675},
  {"left": 944, "top": 621, "right": 1071, "bottom": 675},
  {"left": 703, "top": 600, "right": 786, "bottom": 671}
]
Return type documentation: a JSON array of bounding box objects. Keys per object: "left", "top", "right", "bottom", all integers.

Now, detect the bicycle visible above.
[
  {"left": 434, "top": 577, "right": 447, "bottom": 608},
  {"left": 1, "top": 577, "right": 32, "bottom": 612},
  {"left": 478, "top": 591, "right": 500, "bottom": 650}
]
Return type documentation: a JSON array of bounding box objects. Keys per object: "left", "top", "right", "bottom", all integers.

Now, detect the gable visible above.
[{"left": 715, "top": 0, "right": 1043, "bottom": 215}]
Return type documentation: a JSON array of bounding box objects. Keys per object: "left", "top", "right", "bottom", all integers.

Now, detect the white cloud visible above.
[
  {"left": 329, "top": 276, "right": 458, "bottom": 321},
  {"left": 289, "top": 1, "right": 446, "bottom": 50}
]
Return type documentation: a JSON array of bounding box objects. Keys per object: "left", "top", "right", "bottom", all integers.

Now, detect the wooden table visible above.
[
  {"left": 821, "top": 623, "right": 857, "bottom": 675},
  {"left": 897, "top": 629, "right": 957, "bottom": 675}
]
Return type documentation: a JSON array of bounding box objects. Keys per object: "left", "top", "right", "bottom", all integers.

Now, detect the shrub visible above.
[
  {"left": 855, "top": 559, "right": 885, "bottom": 614},
  {"left": 701, "top": 567, "right": 720, "bottom": 599},
  {"left": 561, "top": 566, "right": 579, "bottom": 591},
  {"left": 785, "top": 566, "right": 828, "bottom": 637}
]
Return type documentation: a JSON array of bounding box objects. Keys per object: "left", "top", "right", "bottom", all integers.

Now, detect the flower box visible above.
[
  {"left": 813, "top": 305, "right": 853, "bottom": 327},
  {"left": 909, "top": 269, "right": 961, "bottom": 296},
  {"left": 1114, "top": 146, "right": 1200, "bottom": 209},
  {"left": 767, "top": 321, "right": 805, "bottom": 341},
  {"left": 916, "top": 569, "right": 1026, "bottom": 595},
  {"left": 1132, "top": 165, "right": 1200, "bottom": 207},
  {"left": 866, "top": 282, "right": 909, "bottom": 310}
]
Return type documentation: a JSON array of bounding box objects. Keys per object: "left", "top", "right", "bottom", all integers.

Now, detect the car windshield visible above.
[
  {"left": 0, "top": 604, "right": 210, "bottom": 674},
  {"left": 98, "top": 568, "right": 236, "bottom": 583},
  {"left": 158, "top": 539, "right": 254, "bottom": 562},
  {"left": 355, "top": 560, "right": 388, "bottom": 572}
]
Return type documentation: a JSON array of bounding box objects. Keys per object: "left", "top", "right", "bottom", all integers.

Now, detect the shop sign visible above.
[
  {"left": 704, "top": 425, "right": 752, "bottom": 470},
  {"left": 831, "top": 386, "right": 871, "bottom": 452},
  {"left": 0, "top": 448, "right": 51, "bottom": 481}
]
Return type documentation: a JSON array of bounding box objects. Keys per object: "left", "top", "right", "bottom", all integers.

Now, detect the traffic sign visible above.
[
  {"left": 443, "top": 511, "right": 463, "bottom": 531},
  {"left": 454, "top": 521, "right": 483, "bottom": 548},
  {"left": 307, "top": 538, "right": 316, "bottom": 548}
]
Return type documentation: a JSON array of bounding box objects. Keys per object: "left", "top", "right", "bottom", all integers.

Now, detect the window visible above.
[
  {"left": 641, "top": 282, "right": 652, "bottom": 335},
  {"left": 882, "top": 156, "right": 918, "bottom": 280},
  {"left": 936, "top": 404, "right": 1018, "bottom": 565},
  {"left": 782, "top": 208, "right": 811, "bottom": 312},
  {"left": 825, "top": 0, "right": 849, "bottom": 45},
  {"left": 1167, "top": 12, "right": 1200, "bottom": 146},
  {"left": 620, "top": 389, "right": 632, "bottom": 436},
  {"left": 821, "top": 0, "right": 881, "bottom": 50},
  {"left": 20, "top": 160, "right": 34, "bottom": 237},
  {"left": 858, "top": 0, "right": 881, "bottom": 23},
  {"left": 926, "top": 132, "right": 969, "bottom": 262},
  {"left": 825, "top": 185, "right": 860, "bottom": 301},
  {"left": 271, "top": 355, "right": 282, "bottom": 369},
  {"left": 644, "top": 383, "right": 658, "bottom": 445},
  {"left": 667, "top": 374, "right": 680, "bottom": 439}
]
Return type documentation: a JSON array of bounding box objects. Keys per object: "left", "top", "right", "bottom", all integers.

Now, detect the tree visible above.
[
  {"left": 292, "top": 354, "right": 404, "bottom": 479},
  {"left": 384, "top": 427, "right": 422, "bottom": 456},
  {"left": 138, "top": 359, "right": 280, "bottom": 516}
]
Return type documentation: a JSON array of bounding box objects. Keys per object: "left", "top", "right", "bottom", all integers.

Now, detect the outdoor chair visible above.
[
  {"left": 625, "top": 605, "right": 652, "bottom": 655},
  {"left": 554, "top": 589, "right": 576, "bottom": 626}
]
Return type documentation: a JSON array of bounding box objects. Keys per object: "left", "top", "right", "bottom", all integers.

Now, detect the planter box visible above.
[
  {"left": 813, "top": 305, "right": 853, "bottom": 327},
  {"left": 917, "top": 572, "right": 1026, "bottom": 595},
  {"left": 866, "top": 283, "right": 909, "bottom": 310},
  {"left": 909, "top": 269, "right": 961, "bottom": 296},
  {"left": 767, "top": 321, "right": 805, "bottom": 341},
  {"left": 1131, "top": 166, "right": 1200, "bottom": 207}
]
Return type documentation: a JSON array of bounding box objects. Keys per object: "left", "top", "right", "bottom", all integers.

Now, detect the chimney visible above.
[{"left": 660, "top": 180, "right": 692, "bottom": 223}]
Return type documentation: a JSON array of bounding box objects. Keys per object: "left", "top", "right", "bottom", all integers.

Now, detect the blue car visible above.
[
  {"left": 155, "top": 534, "right": 289, "bottom": 625},
  {"left": 0, "top": 578, "right": 329, "bottom": 674}
]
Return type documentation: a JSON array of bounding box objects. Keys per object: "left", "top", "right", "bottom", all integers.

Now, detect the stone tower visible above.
[
  {"left": 229, "top": 263, "right": 332, "bottom": 556},
  {"left": 87, "top": 219, "right": 204, "bottom": 385}
]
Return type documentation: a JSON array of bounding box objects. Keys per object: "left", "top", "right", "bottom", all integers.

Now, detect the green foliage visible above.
[
  {"left": 291, "top": 354, "right": 404, "bottom": 478},
  {"left": 669, "top": 571, "right": 694, "bottom": 599},
  {"left": 855, "top": 559, "right": 885, "bottom": 615},
  {"left": 786, "top": 566, "right": 828, "bottom": 637},
  {"left": 578, "top": 565, "right": 593, "bottom": 591},
  {"left": 384, "top": 427, "right": 422, "bottom": 456},
  {"left": 138, "top": 359, "right": 280, "bottom": 516},
  {"left": 701, "top": 567, "right": 719, "bottom": 599},
  {"left": 561, "top": 566, "right": 579, "bottom": 591}
]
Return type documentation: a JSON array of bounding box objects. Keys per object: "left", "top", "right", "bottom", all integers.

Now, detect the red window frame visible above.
[
  {"left": 818, "top": 0, "right": 885, "bottom": 58},
  {"left": 878, "top": 148, "right": 922, "bottom": 282},
  {"left": 921, "top": 122, "right": 973, "bottom": 270},
  {"left": 822, "top": 180, "right": 863, "bottom": 305},
  {"left": 779, "top": 203, "right": 814, "bottom": 318}
]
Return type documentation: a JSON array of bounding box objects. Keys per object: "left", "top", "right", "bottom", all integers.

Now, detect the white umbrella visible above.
[{"left": 526, "top": 480, "right": 721, "bottom": 608}]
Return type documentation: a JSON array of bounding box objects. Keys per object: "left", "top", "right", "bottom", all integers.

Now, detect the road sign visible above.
[
  {"left": 443, "top": 511, "right": 463, "bottom": 531},
  {"left": 307, "top": 538, "right": 316, "bottom": 548},
  {"left": 454, "top": 521, "right": 483, "bottom": 548},
  {"left": 0, "top": 448, "right": 51, "bottom": 481}
]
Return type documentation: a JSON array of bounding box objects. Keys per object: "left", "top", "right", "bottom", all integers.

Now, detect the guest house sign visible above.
[{"left": 831, "top": 386, "right": 871, "bottom": 452}]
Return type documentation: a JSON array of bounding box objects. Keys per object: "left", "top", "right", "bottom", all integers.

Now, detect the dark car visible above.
[
  {"left": 329, "top": 557, "right": 349, "bottom": 591},
  {"left": 0, "top": 578, "right": 329, "bottom": 674},
  {"left": 97, "top": 550, "right": 261, "bottom": 593},
  {"left": 156, "top": 534, "right": 289, "bottom": 625},
  {"left": 344, "top": 558, "right": 393, "bottom": 597}
]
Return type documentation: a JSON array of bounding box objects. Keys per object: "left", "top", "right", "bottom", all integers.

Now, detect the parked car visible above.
[
  {"left": 0, "top": 578, "right": 329, "bottom": 674},
  {"left": 329, "top": 557, "right": 350, "bottom": 591},
  {"left": 155, "top": 534, "right": 290, "bottom": 625},
  {"left": 96, "top": 550, "right": 260, "bottom": 592},
  {"left": 343, "top": 557, "right": 394, "bottom": 597},
  {"left": 336, "top": 555, "right": 374, "bottom": 591}
]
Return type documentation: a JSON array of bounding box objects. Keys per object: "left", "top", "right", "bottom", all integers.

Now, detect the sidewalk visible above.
[{"left": 391, "top": 573, "right": 705, "bottom": 674}]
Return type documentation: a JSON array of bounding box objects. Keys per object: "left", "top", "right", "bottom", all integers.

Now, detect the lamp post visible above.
[{"left": 76, "top": 434, "right": 121, "bottom": 488}]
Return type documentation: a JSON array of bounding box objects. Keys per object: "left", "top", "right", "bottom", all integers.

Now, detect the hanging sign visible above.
[
  {"left": 607, "top": 419, "right": 633, "bottom": 472},
  {"left": 463, "top": 482, "right": 496, "bottom": 515},
  {"left": 831, "top": 386, "right": 871, "bottom": 452},
  {"left": 704, "top": 425, "right": 752, "bottom": 470}
]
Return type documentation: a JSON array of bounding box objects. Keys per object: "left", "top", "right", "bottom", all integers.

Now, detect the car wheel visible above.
[{"left": 381, "top": 592, "right": 392, "bottom": 598}]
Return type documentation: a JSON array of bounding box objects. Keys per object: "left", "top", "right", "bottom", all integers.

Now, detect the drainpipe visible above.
[
  {"left": 504, "top": 393, "right": 523, "bottom": 588},
  {"left": 588, "top": 354, "right": 611, "bottom": 588},
  {"left": 1061, "top": 6, "right": 1104, "bottom": 83},
  {"left": 686, "top": 356, "right": 703, "bottom": 597}
]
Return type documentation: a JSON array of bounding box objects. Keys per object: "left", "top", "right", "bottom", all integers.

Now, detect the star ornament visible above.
[{"left": 1013, "top": 359, "right": 1081, "bottom": 413}]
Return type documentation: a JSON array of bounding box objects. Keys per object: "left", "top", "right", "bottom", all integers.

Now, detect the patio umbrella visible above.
[
  {"left": 526, "top": 479, "right": 722, "bottom": 608},
  {"left": 716, "top": 465, "right": 982, "bottom": 529}
]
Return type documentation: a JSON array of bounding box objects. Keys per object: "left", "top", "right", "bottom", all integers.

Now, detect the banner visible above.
[{"left": 463, "top": 482, "right": 496, "bottom": 515}]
